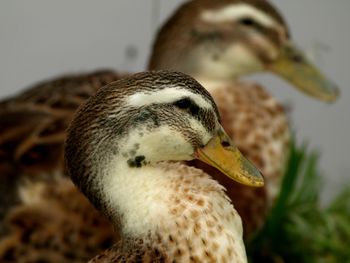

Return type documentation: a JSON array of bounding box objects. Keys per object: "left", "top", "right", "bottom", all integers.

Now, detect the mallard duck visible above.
[
  {"left": 0, "top": 0, "right": 338, "bottom": 261},
  {"left": 65, "top": 70, "right": 263, "bottom": 262},
  {"left": 148, "top": 0, "right": 338, "bottom": 235}
]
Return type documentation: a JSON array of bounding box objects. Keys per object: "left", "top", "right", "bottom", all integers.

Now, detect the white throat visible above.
[
  {"left": 95, "top": 121, "right": 248, "bottom": 261},
  {"left": 193, "top": 75, "right": 233, "bottom": 94},
  {"left": 189, "top": 43, "right": 263, "bottom": 94},
  {"left": 103, "top": 160, "right": 173, "bottom": 236},
  {"left": 102, "top": 160, "right": 247, "bottom": 262}
]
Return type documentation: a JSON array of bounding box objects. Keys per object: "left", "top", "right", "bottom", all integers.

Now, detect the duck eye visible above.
[
  {"left": 239, "top": 17, "right": 255, "bottom": 26},
  {"left": 174, "top": 98, "right": 191, "bottom": 109}
]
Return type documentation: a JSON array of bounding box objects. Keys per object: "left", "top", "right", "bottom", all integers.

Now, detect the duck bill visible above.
[
  {"left": 268, "top": 43, "right": 339, "bottom": 103},
  {"left": 194, "top": 127, "right": 264, "bottom": 187}
]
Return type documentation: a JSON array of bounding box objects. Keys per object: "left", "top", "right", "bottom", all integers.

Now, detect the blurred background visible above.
[{"left": 0, "top": 0, "right": 349, "bottom": 201}]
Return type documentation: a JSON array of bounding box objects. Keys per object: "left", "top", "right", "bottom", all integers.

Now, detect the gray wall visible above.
[{"left": 1, "top": 1, "right": 349, "bottom": 200}]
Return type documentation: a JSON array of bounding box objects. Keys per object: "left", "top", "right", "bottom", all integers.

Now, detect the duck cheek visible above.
[{"left": 134, "top": 127, "right": 194, "bottom": 163}]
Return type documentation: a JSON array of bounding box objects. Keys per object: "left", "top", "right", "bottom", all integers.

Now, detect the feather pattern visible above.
[{"left": 0, "top": 0, "right": 333, "bottom": 261}]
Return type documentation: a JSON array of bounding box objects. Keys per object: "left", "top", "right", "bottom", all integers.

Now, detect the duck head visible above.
[
  {"left": 149, "top": 0, "right": 339, "bottom": 102},
  {"left": 65, "top": 71, "right": 263, "bottom": 218}
]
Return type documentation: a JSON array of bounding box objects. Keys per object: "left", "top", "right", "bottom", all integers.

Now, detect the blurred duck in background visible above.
[
  {"left": 0, "top": 0, "right": 339, "bottom": 262},
  {"left": 148, "top": 0, "right": 338, "bottom": 237}
]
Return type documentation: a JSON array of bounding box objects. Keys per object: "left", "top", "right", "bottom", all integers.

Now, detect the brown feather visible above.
[
  {"left": 0, "top": 70, "right": 124, "bottom": 262},
  {"left": 0, "top": 0, "right": 293, "bottom": 261},
  {"left": 189, "top": 82, "right": 290, "bottom": 238},
  {"left": 0, "top": 70, "right": 124, "bottom": 177},
  {"left": 0, "top": 178, "right": 116, "bottom": 263}
]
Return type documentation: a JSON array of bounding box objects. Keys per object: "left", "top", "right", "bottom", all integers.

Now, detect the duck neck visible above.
[
  {"left": 99, "top": 158, "right": 247, "bottom": 261},
  {"left": 102, "top": 159, "right": 176, "bottom": 236},
  {"left": 192, "top": 74, "right": 238, "bottom": 94}
]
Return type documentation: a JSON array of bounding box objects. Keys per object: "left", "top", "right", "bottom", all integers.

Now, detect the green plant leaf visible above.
[{"left": 247, "top": 138, "right": 350, "bottom": 263}]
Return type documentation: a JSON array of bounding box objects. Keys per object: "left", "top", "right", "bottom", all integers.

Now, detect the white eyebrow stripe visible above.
[
  {"left": 126, "top": 87, "right": 212, "bottom": 109},
  {"left": 201, "top": 3, "right": 279, "bottom": 28}
]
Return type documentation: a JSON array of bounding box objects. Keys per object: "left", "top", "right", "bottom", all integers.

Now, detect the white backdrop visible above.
[{"left": 1, "top": 1, "right": 349, "bottom": 200}]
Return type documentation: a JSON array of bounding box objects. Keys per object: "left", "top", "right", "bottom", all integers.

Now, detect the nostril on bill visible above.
[{"left": 221, "top": 141, "right": 230, "bottom": 148}]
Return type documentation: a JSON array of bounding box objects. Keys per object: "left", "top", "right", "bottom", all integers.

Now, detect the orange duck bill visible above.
[
  {"left": 194, "top": 126, "right": 264, "bottom": 187},
  {"left": 269, "top": 43, "right": 339, "bottom": 103}
]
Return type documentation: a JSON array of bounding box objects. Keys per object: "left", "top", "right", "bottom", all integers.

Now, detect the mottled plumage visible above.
[
  {"left": 88, "top": 162, "right": 247, "bottom": 263},
  {"left": 64, "top": 71, "right": 260, "bottom": 262},
  {"left": 0, "top": 178, "right": 115, "bottom": 262},
  {"left": 0, "top": 0, "right": 338, "bottom": 261},
  {"left": 0, "top": 70, "right": 123, "bottom": 178},
  {"left": 148, "top": 0, "right": 336, "bottom": 236},
  {"left": 189, "top": 82, "right": 289, "bottom": 236},
  {"left": 0, "top": 70, "right": 123, "bottom": 262}
]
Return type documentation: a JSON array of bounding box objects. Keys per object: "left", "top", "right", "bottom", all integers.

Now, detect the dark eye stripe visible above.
[
  {"left": 237, "top": 16, "right": 284, "bottom": 57},
  {"left": 189, "top": 103, "right": 200, "bottom": 115},
  {"left": 173, "top": 98, "right": 192, "bottom": 109},
  {"left": 173, "top": 97, "right": 201, "bottom": 117},
  {"left": 171, "top": 97, "right": 217, "bottom": 133},
  {"left": 239, "top": 17, "right": 255, "bottom": 26},
  {"left": 238, "top": 17, "right": 264, "bottom": 31}
]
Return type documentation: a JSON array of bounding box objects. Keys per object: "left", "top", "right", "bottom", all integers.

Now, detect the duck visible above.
[
  {"left": 148, "top": 0, "right": 338, "bottom": 235},
  {"left": 0, "top": 0, "right": 338, "bottom": 261},
  {"left": 65, "top": 70, "right": 263, "bottom": 262}
]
